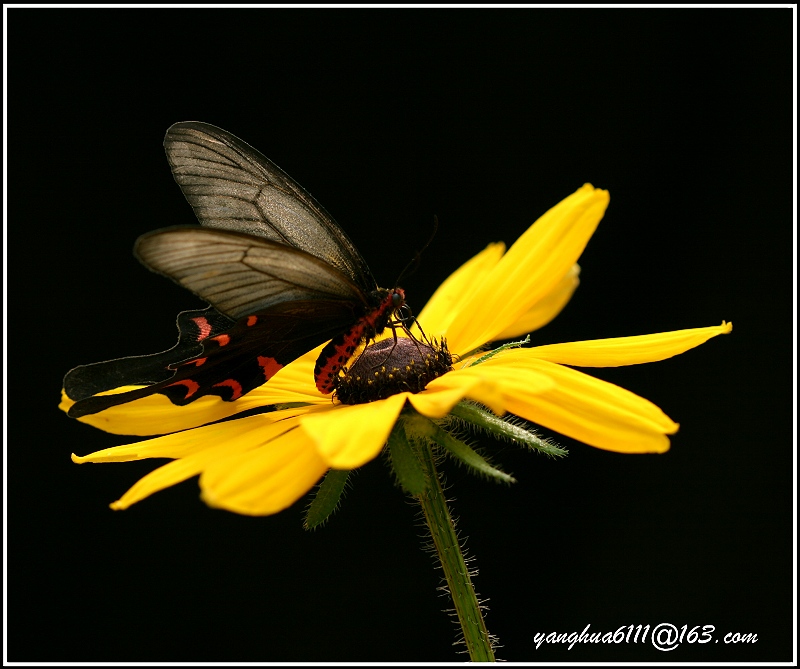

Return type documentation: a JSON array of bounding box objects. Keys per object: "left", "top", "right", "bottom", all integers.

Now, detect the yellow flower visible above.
[{"left": 61, "top": 184, "right": 731, "bottom": 516}]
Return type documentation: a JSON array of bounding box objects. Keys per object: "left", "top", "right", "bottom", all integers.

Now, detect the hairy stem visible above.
[{"left": 415, "top": 442, "right": 495, "bottom": 661}]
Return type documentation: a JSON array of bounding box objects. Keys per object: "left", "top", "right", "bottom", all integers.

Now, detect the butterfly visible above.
[{"left": 64, "top": 121, "right": 407, "bottom": 418}]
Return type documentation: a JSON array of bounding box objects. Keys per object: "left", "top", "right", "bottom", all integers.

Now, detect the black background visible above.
[{"left": 8, "top": 7, "right": 793, "bottom": 663}]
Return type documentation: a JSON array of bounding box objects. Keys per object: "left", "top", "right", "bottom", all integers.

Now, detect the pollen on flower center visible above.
[{"left": 335, "top": 337, "right": 453, "bottom": 405}]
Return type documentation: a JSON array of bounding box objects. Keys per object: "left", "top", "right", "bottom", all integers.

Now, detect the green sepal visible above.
[
  {"left": 449, "top": 400, "right": 568, "bottom": 458},
  {"left": 303, "top": 468, "right": 350, "bottom": 530},
  {"left": 387, "top": 420, "right": 428, "bottom": 495},
  {"left": 404, "top": 411, "right": 515, "bottom": 484},
  {"left": 466, "top": 335, "right": 531, "bottom": 366}
]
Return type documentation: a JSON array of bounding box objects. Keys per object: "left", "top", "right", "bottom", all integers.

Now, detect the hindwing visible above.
[
  {"left": 67, "top": 299, "right": 363, "bottom": 418},
  {"left": 64, "top": 306, "right": 235, "bottom": 402}
]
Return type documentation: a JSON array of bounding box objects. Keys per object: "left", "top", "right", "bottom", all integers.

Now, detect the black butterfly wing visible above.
[
  {"left": 164, "top": 121, "right": 375, "bottom": 293},
  {"left": 67, "top": 299, "right": 362, "bottom": 418},
  {"left": 64, "top": 306, "right": 235, "bottom": 402}
]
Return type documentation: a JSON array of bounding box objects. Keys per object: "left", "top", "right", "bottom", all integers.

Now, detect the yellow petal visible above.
[
  {"left": 446, "top": 184, "right": 609, "bottom": 354},
  {"left": 199, "top": 424, "right": 328, "bottom": 516},
  {"left": 419, "top": 362, "right": 555, "bottom": 416},
  {"left": 61, "top": 387, "right": 288, "bottom": 436},
  {"left": 107, "top": 414, "right": 305, "bottom": 510},
  {"left": 486, "top": 356, "right": 677, "bottom": 453},
  {"left": 300, "top": 393, "right": 408, "bottom": 469},
  {"left": 494, "top": 263, "right": 580, "bottom": 340},
  {"left": 407, "top": 378, "right": 477, "bottom": 418},
  {"left": 110, "top": 423, "right": 290, "bottom": 509},
  {"left": 110, "top": 459, "right": 207, "bottom": 510},
  {"left": 526, "top": 321, "right": 733, "bottom": 367},
  {"left": 414, "top": 242, "right": 505, "bottom": 336},
  {"left": 72, "top": 408, "right": 307, "bottom": 463},
  {"left": 250, "top": 347, "right": 327, "bottom": 402}
]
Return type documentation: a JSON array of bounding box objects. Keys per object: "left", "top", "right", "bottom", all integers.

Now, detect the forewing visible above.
[
  {"left": 135, "top": 227, "right": 368, "bottom": 321},
  {"left": 67, "top": 300, "right": 360, "bottom": 418},
  {"left": 63, "top": 306, "right": 235, "bottom": 402},
  {"left": 164, "top": 121, "right": 375, "bottom": 291}
]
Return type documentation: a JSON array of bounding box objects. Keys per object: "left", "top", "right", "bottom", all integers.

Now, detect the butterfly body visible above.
[
  {"left": 314, "top": 287, "right": 405, "bottom": 394},
  {"left": 64, "top": 122, "right": 406, "bottom": 418}
]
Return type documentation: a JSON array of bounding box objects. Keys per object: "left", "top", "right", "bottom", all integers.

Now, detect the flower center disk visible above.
[{"left": 335, "top": 337, "right": 453, "bottom": 405}]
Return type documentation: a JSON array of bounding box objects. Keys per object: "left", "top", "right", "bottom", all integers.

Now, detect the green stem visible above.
[{"left": 416, "top": 442, "right": 496, "bottom": 662}]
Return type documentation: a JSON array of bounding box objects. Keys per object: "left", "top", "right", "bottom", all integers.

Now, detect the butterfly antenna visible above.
[{"left": 393, "top": 215, "right": 439, "bottom": 287}]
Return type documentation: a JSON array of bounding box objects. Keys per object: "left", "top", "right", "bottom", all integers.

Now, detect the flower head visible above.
[{"left": 62, "top": 184, "right": 731, "bottom": 516}]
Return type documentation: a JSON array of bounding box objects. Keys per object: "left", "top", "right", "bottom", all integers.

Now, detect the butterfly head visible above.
[{"left": 391, "top": 288, "right": 406, "bottom": 310}]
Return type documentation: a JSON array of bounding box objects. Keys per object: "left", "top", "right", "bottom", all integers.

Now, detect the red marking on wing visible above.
[
  {"left": 247, "top": 315, "right": 258, "bottom": 327},
  {"left": 210, "top": 334, "right": 231, "bottom": 346},
  {"left": 191, "top": 317, "right": 212, "bottom": 341},
  {"left": 166, "top": 379, "right": 201, "bottom": 399},
  {"left": 213, "top": 379, "right": 243, "bottom": 400},
  {"left": 175, "top": 356, "right": 207, "bottom": 369},
  {"left": 257, "top": 356, "right": 284, "bottom": 381}
]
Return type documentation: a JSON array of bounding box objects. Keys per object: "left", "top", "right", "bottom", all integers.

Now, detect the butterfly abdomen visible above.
[{"left": 314, "top": 288, "right": 405, "bottom": 394}]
